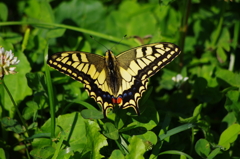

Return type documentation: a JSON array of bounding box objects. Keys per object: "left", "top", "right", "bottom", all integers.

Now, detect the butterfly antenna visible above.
[
  {"left": 90, "top": 35, "right": 127, "bottom": 51},
  {"left": 109, "top": 35, "right": 127, "bottom": 51},
  {"left": 90, "top": 35, "right": 109, "bottom": 51}
]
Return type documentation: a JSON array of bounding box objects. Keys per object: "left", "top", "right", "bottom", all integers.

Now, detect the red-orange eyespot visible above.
[
  {"left": 112, "top": 98, "right": 117, "bottom": 104},
  {"left": 112, "top": 96, "right": 123, "bottom": 104},
  {"left": 116, "top": 97, "right": 122, "bottom": 104}
]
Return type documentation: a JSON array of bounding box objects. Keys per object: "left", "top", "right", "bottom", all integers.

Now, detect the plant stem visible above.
[
  {"left": 0, "top": 21, "right": 132, "bottom": 46},
  {"left": 44, "top": 44, "right": 56, "bottom": 139},
  {"left": 229, "top": 21, "right": 239, "bottom": 71},
  {"left": 1, "top": 78, "right": 31, "bottom": 159},
  {"left": 179, "top": 0, "right": 191, "bottom": 65},
  {"left": 1, "top": 78, "right": 29, "bottom": 135}
]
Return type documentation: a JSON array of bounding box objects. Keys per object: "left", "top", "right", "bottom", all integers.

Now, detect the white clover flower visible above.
[
  {"left": 172, "top": 74, "right": 188, "bottom": 87},
  {"left": 172, "top": 74, "right": 188, "bottom": 83},
  {"left": 0, "top": 47, "right": 20, "bottom": 79}
]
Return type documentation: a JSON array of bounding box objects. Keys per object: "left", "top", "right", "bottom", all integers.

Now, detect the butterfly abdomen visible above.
[{"left": 105, "top": 50, "right": 122, "bottom": 96}]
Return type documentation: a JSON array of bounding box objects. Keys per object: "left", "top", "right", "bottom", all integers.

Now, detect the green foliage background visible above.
[{"left": 0, "top": 0, "right": 240, "bottom": 158}]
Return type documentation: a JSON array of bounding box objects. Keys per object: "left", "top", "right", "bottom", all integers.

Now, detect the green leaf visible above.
[
  {"left": 109, "top": 150, "right": 125, "bottom": 159},
  {"left": 85, "top": 119, "right": 108, "bottom": 159},
  {"left": 179, "top": 104, "right": 202, "bottom": 123},
  {"left": 1, "top": 117, "right": 25, "bottom": 134},
  {"left": 224, "top": 90, "right": 240, "bottom": 114},
  {"left": 0, "top": 2, "right": 8, "bottom": 21},
  {"left": 207, "top": 147, "right": 221, "bottom": 159},
  {"left": 0, "top": 37, "right": 13, "bottom": 49},
  {"left": 126, "top": 136, "right": 146, "bottom": 159},
  {"left": 46, "top": 28, "right": 66, "bottom": 39},
  {"left": 158, "top": 113, "right": 172, "bottom": 142},
  {"left": 189, "top": 62, "right": 218, "bottom": 87},
  {"left": 209, "top": 13, "right": 223, "bottom": 47},
  {"left": 159, "top": 69, "right": 177, "bottom": 90},
  {"left": 159, "top": 150, "right": 193, "bottom": 159},
  {"left": 26, "top": 72, "right": 46, "bottom": 92},
  {"left": 74, "top": 100, "right": 97, "bottom": 110},
  {"left": 137, "top": 131, "right": 157, "bottom": 150},
  {"left": 193, "top": 77, "right": 222, "bottom": 103},
  {"left": 160, "top": 0, "right": 175, "bottom": 5},
  {"left": 221, "top": 112, "right": 237, "bottom": 129},
  {"left": 54, "top": 0, "right": 105, "bottom": 30},
  {"left": 130, "top": 103, "right": 159, "bottom": 130},
  {"left": 52, "top": 125, "right": 67, "bottom": 159},
  {"left": 81, "top": 109, "right": 104, "bottom": 119},
  {"left": 216, "top": 47, "right": 227, "bottom": 63},
  {"left": 1, "top": 50, "right": 32, "bottom": 117},
  {"left": 195, "top": 139, "right": 210, "bottom": 158},
  {"left": 0, "top": 148, "right": 6, "bottom": 159},
  {"left": 30, "top": 146, "right": 55, "bottom": 159},
  {"left": 218, "top": 124, "right": 240, "bottom": 150},
  {"left": 26, "top": 133, "right": 51, "bottom": 140},
  {"left": 4, "top": 32, "right": 23, "bottom": 44},
  {"left": 13, "top": 145, "right": 28, "bottom": 151},
  {"left": 217, "top": 27, "right": 231, "bottom": 52},
  {"left": 25, "top": 0, "right": 54, "bottom": 24},
  {"left": 22, "top": 101, "right": 38, "bottom": 120},
  {"left": 21, "top": 28, "right": 30, "bottom": 52},
  {"left": 62, "top": 81, "right": 84, "bottom": 100},
  {"left": 127, "top": 10, "right": 156, "bottom": 37},
  {"left": 103, "top": 122, "right": 119, "bottom": 140},
  {"left": 216, "top": 68, "right": 240, "bottom": 87},
  {"left": 159, "top": 123, "right": 195, "bottom": 141},
  {"left": 119, "top": 1, "right": 140, "bottom": 16},
  {"left": 0, "top": 32, "right": 23, "bottom": 51},
  {"left": 119, "top": 106, "right": 157, "bottom": 132},
  {"left": 139, "top": 86, "right": 153, "bottom": 113},
  {"left": 226, "top": 90, "right": 239, "bottom": 104},
  {"left": 193, "top": 77, "right": 207, "bottom": 94},
  {"left": 31, "top": 113, "right": 107, "bottom": 158}
]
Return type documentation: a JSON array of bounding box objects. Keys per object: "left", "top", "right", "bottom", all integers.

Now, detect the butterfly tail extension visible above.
[
  {"left": 119, "top": 79, "right": 148, "bottom": 115},
  {"left": 102, "top": 104, "right": 114, "bottom": 118},
  {"left": 84, "top": 83, "right": 115, "bottom": 118}
]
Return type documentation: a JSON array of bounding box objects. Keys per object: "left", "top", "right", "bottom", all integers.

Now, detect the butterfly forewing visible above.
[
  {"left": 117, "top": 42, "right": 181, "bottom": 80},
  {"left": 47, "top": 51, "right": 116, "bottom": 115}
]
